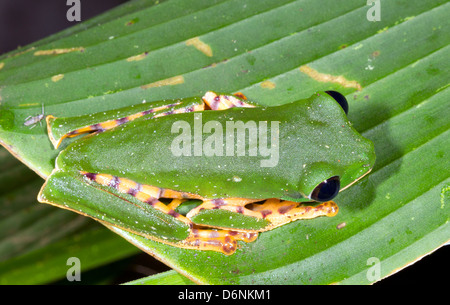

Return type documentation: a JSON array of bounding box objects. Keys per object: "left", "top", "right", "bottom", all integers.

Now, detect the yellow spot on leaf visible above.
[
  {"left": 141, "top": 75, "right": 185, "bottom": 89},
  {"left": 186, "top": 37, "right": 213, "bottom": 57},
  {"left": 126, "top": 52, "right": 148, "bottom": 62},
  {"left": 19, "top": 102, "right": 39, "bottom": 107},
  {"left": 377, "top": 26, "right": 389, "bottom": 34},
  {"left": 0, "top": 62, "right": 4, "bottom": 70},
  {"left": 51, "top": 74, "right": 64, "bottom": 82},
  {"left": 260, "top": 80, "right": 276, "bottom": 89},
  {"left": 299, "top": 65, "right": 362, "bottom": 91},
  {"left": 34, "top": 47, "right": 85, "bottom": 56}
]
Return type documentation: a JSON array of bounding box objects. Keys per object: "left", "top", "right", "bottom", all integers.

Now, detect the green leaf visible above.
[
  {"left": 0, "top": 0, "right": 448, "bottom": 284},
  {"left": 0, "top": 147, "right": 139, "bottom": 284}
]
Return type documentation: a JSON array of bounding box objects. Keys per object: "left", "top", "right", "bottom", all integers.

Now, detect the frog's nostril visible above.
[{"left": 326, "top": 91, "right": 349, "bottom": 115}]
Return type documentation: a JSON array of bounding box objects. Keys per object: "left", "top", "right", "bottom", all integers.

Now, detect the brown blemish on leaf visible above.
[
  {"left": 126, "top": 52, "right": 149, "bottom": 62},
  {"left": 51, "top": 74, "right": 64, "bottom": 82},
  {"left": 34, "top": 47, "right": 85, "bottom": 56},
  {"left": 260, "top": 80, "right": 276, "bottom": 89},
  {"left": 126, "top": 17, "right": 139, "bottom": 26},
  {"left": 299, "top": 65, "right": 362, "bottom": 91},
  {"left": 140, "top": 75, "right": 185, "bottom": 89},
  {"left": 186, "top": 37, "right": 213, "bottom": 57}
]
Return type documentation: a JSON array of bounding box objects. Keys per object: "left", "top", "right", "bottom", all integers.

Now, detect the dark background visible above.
[{"left": 0, "top": 0, "right": 447, "bottom": 285}]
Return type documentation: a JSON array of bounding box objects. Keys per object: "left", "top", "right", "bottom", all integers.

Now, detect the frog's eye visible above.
[
  {"left": 326, "top": 91, "right": 348, "bottom": 115},
  {"left": 309, "top": 176, "right": 340, "bottom": 202}
]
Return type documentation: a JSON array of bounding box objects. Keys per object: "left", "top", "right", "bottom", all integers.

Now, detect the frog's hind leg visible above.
[
  {"left": 80, "top": 171, "right": 257, "bottom": 255},
  {"left": 48, "top": 91, "right": 256, "bottom": 148},
  {"left": 47, "top": 101, "right": 205, "bottom": 148},
  {"left": 187, "top": 198, "right": 339, "bottom": 231}
]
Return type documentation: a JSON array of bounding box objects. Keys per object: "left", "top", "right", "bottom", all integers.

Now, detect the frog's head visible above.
[{"left": 289, "top": 91, "right": 376, "bottom": 203}]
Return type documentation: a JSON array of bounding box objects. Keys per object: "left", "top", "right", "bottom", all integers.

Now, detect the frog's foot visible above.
[
  {"left": 202, "top": 91, "right": 256, "bottom": 110},
  {"left": 80, "top": 171, "right": 257, "bottom": 255},
  {"left": 187, "top": 198, "right": 339, "bottom": 231},
  {"left": 181, "top": 227, "right": 258, "bottom": 255}
]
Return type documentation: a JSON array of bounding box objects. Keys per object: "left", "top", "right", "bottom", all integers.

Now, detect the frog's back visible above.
[{"left": 57, "top": 93, "right": 372, "bottom": 200}]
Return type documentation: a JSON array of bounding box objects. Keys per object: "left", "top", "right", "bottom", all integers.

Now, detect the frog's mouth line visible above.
[{"left": 339, "top": 168, "right": 373, "bottom": 192}]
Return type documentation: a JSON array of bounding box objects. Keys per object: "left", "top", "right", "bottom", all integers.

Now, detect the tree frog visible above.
[{"left": 38, "top": 91, "right": 375, "bottom": 255}]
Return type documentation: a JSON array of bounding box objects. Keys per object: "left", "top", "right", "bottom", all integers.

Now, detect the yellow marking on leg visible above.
[
  {"left": 161, "top": 188, "right": 204, "bottom": 200},
  {"left": 233, "top": 92, "right": 247, "bottom": 100},
  {"left": 250, "top": 199, "right": 339, "bottom": 230},
  {"left": 99, "top": 119, "right": 122, "bottom": 130},
  {"left": 78, "top": 172, "right": 261, "bottom": 255},
  {"left": 167, "top": 199, "right": 186, "bottom": 210},
  {"left": 186, "top": 198, "right": 261, "bottom": 220},
  {"left": 182, "top": 227, "right": 258, "bottom": 255},
  {"left": 152, "top": 104, "right": 205, "bottom": 119},
  {"left": 187, "top": 197, "right": 339, "bottom": 232}
]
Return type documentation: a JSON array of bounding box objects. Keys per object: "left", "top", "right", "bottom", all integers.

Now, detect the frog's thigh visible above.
[{"left": 81, "top": 172, "right": 256, "bottom": 255}]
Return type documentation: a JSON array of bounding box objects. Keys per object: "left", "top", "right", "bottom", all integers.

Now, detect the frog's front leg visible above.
[
  {"left": 187, "top": 198, "right": 339, "bottom": 232},
  {"left": 81, "top": 172, "right": 257, "bottom": 255}
]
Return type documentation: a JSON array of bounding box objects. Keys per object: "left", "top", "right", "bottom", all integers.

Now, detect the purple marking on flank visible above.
[
  {"left": 92, "top": 123, "right": 105, "bottom": 132},
  {"left": 145, "top": 197, "right": 158, "bottom": 206},
  {"left": 116, "top": 117, "right": 129, "bottom": 125},
  {"left": 67, "top": 130, "right": 78, "bottom": 136},
  {"left": 260, "top": 210, "right": 272, "bottom": 218},
  {"left": 212, "top": 199, "right": 225, "bottom": 207},
  {"left": 109, "top": 176, "right": 120, "bottom": 189},
  {"left": 168, "top": 210, "right": 180, "bottom": 218},
  {"left": 84, "top": 172, "right": 97, "bottom": 181},
  {"left": 142, "top": 109, "right": 154, "bottom": 115},
  {"left": 127, "top": 183, "right": 142, "bottom": 196}
]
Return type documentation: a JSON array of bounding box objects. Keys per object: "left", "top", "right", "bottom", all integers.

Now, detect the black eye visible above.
[
  {"left": 325, "top": 91, "right": 348, "bottom": 115},
  {"left": 310, "top": 176, "right": 340, "bottom": 202}
]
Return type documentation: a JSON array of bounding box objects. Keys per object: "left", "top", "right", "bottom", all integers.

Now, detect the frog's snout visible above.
[{"left": 326, "top": 91, "right": 349, "bottom": 115}]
